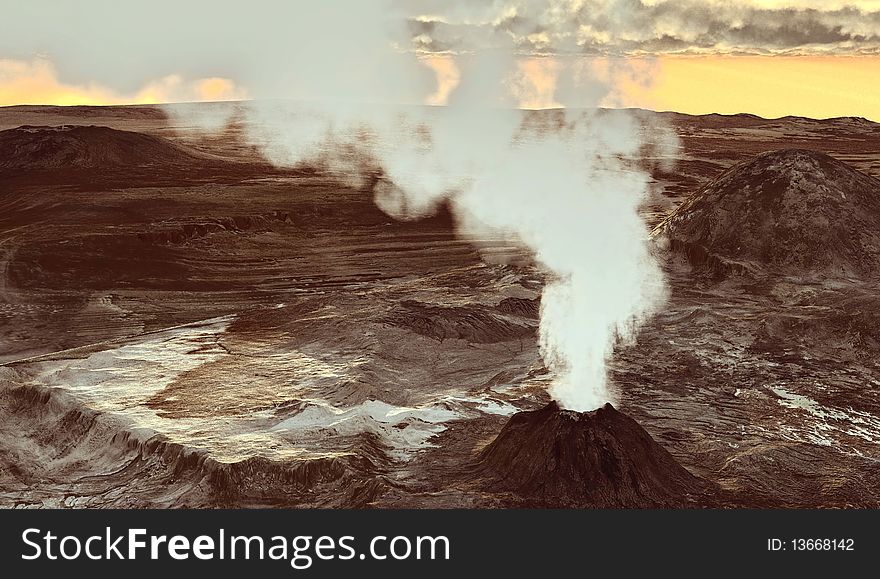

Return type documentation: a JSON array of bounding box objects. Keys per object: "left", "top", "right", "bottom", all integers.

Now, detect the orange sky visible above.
[
  {"left": 627, "top": 55, "right": 880, "bottom": 121},
  {"left": 506, "top": 55, "right": 880, "bottom": 121},
  {"left": 0, "top": 58, "right": 246, "bottom": 107},
  {"left": 2, "top": 55, "right": 879, "bottom": 122}
]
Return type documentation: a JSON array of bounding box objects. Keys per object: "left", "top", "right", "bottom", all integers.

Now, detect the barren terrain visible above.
[{"left": 1, "top": 104, "right": 879, "bottom": 508}]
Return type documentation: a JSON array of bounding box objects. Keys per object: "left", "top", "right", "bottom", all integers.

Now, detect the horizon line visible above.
[{"left": 1, "top": 100, "right": 877, "bottom": 125}]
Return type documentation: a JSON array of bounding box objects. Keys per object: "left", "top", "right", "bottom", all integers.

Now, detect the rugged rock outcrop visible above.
[
  {"left": 0, "top": 124, "right": 211, "bottom": 172},
  {"left": 385, "top": 300, "right": 536, "bottom": 343},
  {"left": 654, "top": 149, "right": 880, "bottom": 277}
]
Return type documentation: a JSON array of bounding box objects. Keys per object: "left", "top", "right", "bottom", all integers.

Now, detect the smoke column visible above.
[
  {"left": 168, "top": 2, "right": 676, "bottom": 411},
  {"left": 367, "top": 58, "right": 672, "bottom": 411}
]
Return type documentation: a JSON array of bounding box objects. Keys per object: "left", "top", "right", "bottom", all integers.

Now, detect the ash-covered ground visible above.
[{"left": 1, "top": 104, "right": 880, "bottom": 508}]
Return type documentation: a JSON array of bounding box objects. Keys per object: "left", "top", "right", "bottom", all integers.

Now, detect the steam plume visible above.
[{"left": 170, "top": 4, "right": 677, "bottom": 411}]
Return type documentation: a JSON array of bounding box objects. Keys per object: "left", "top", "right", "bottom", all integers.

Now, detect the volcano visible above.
[
  {"left": 654, "top": 149, "right": 880, "bottom": 277},
  {"left": 475, "top": 402, "right": 712, "bottom": 508}
]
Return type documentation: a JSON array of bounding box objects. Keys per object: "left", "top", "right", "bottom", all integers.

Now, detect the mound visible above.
[
  {"left": 475, "top": 402, "right": 711, "bottom": 507},
  {"left": 385, "top": 300, "right": 535, "bottom": 343},
  {"left": 0, "top": 124, "right": 210, "bottom": 172},
  {"left": 654, "top": 149, "right": 880, "bottom": 277}
]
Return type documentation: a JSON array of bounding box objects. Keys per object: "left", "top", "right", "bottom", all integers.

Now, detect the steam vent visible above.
[
  {"left": 654, "top": 149, "right": 880, "bottom": 277},
  {"left": 475, "top": 402, "right": 713, "bottom": 508}
]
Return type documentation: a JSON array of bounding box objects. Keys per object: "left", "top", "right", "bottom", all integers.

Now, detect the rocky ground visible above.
[{"left": 1, "top": 104, "right": 879, "bottom": 508}]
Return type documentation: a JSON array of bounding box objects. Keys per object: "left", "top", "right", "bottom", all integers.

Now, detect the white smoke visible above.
[
  {"left": 368, "top": 63, "right": 671, "bottom": 411},
  {"left": 166, "top": 4, "right": 677, "bottom": 412}
]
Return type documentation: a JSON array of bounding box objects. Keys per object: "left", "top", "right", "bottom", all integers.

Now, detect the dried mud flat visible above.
[{"left": 1, "top": 104, "right": 880, "bottom": 508}]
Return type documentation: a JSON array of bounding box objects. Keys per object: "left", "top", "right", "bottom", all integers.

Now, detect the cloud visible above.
[
  {"left": 508, "top": 58, "right": 563, "bottom": 109},
  {"left": 0, "top": 57, "right": 246, "bottom": 107},
  {"left": 420, "top": 56, "right": 462, "bottom": 105},
  {"left": 135, "top": 74, "right": 247, "bottom": 104},
  {"left": 0, "top": 58, "right": 119, "bottom": 106},
  {"left": 397, "top": 0, "right": 880, "bottom": 56}
]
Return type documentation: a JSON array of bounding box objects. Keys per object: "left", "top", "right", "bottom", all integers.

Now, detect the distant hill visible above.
[
  {"left": 654, "top": 149, "right": 880, "bottom": 277},
  {"left": 0, "top": 124, "right": 212, "bottom": 172}
]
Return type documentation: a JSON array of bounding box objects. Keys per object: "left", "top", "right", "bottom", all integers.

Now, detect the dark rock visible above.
[
  {"left": 475, "top": 401, "right": 714, "bottom": 507},
  {"left": 495, "top": 297, "right": 540, "bottom": 319},
  {"left": 385, "top": 300, "right": 535, "bottom": 343},
  {"left": 655, "top": 149, "right": 880, "bottom": 277},
  {"left": 0, "top": 124, "right": 211, "bottom": 171}
]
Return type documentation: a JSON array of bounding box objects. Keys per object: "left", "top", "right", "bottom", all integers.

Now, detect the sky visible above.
[{"left": 1, "top": 0, "right": 880, "bottom": 120}]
